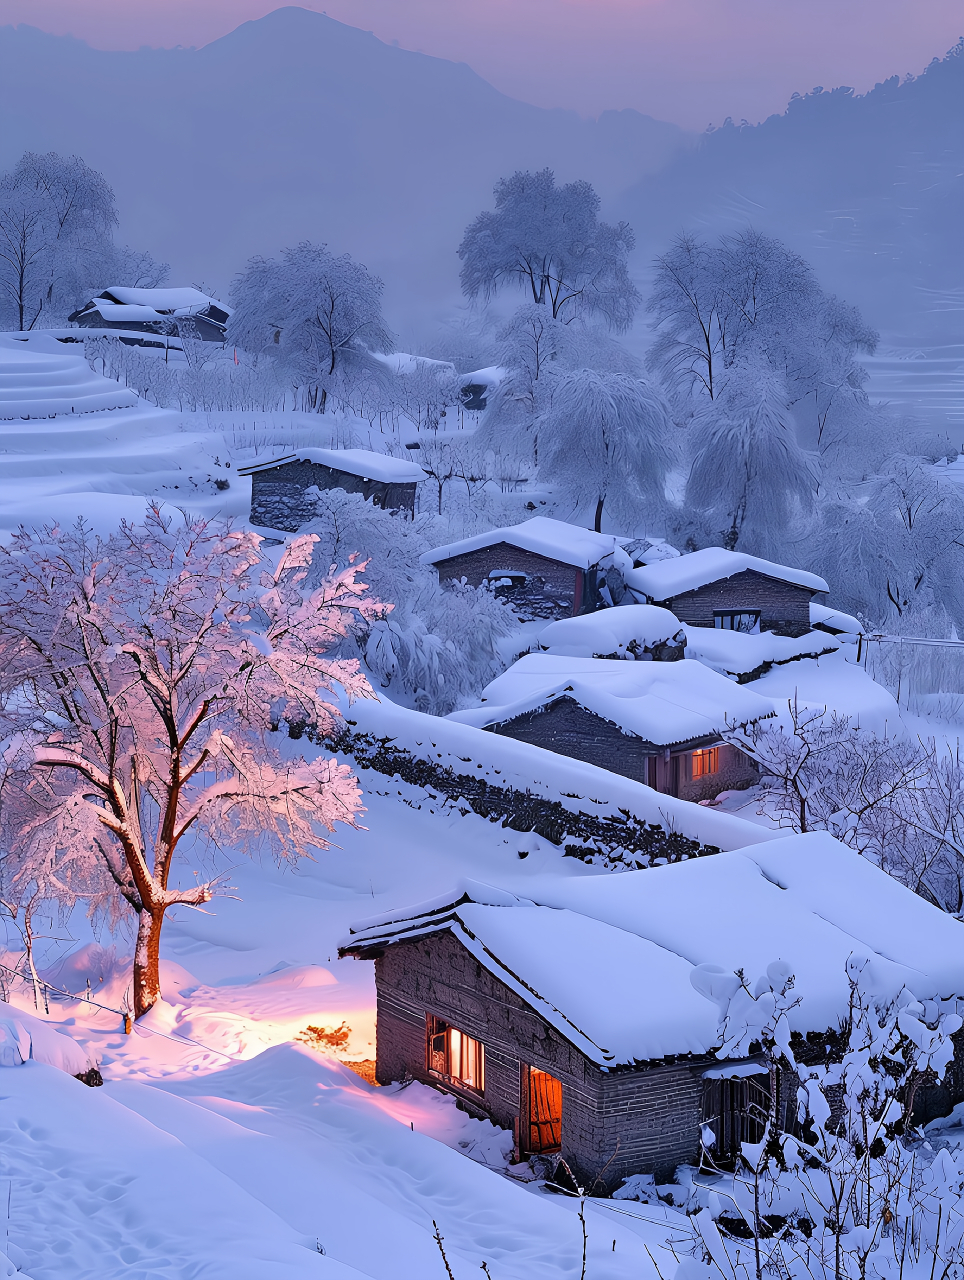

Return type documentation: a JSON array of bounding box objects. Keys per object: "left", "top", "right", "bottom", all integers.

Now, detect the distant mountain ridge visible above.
[
  {"left": 0, "top": 8, "right": 959, "bottom": 423},
  {"left": 0, "top": 8, "right": 687, "bottom": 333}
]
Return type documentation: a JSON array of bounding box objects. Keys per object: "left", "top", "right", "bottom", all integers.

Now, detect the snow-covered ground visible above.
[
  {"left": 0, "top": 782, "right": 690, "bottom": 1279},
  {"left": 0, "top": 370, "right": 958, "bottom": 1278}
]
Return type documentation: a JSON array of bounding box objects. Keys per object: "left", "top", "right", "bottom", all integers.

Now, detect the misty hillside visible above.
[
  {"left": 0, "top": 8, "right": 959, "bottom": 423},
  {"left": 0, "top": 7, "right": 686, "bottom": 332},
  {"left": 621, "top": 45, "right": 963, "bottom": 424}
]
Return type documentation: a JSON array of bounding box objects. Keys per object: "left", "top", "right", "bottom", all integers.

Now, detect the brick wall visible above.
[
  {"left": 373, "top": 930, "right": 712, "bottom": 1191},
  {"left": 250, "top": 459, "right": 416, "bottom": 530},
  {"left": 431, "top": 543, "right": 585, "bottom": 619},
  {"left": 492, "top": 701, "right": 758, "bottom": 802},
  {"left": 663, "top": 570, "right": 815, "bottom": 638}
]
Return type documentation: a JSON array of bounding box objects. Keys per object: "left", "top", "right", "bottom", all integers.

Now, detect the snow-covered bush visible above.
[
  {"left": 726, "top": 703, "right": 964, "bottom": 911},
  {"left": 303, "top": 489, "right": 519, "bottom": 714},
  {"left": 678, "top": 957, "right": 964, "bottom": 1280}
]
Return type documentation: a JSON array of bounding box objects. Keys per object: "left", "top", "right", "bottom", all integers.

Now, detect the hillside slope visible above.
[{"left": 0, "top": 8, "right": 685, "bottom": 332}]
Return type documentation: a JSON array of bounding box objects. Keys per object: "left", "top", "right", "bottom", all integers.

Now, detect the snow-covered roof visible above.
[
  {"left": 371, "top": 351, "right": 455, "bottom": 377},
  {"left": 0, "top": 334, "right": 139, "bottom": 419},
  {"left": 421, "top": 516, "right": 625, "bottom": 570},
  {"left": 683, "top": 626, "right": 839, "bottom": 681},
  {"left": 449, "top": 654, "right": 774, "bottom": 746},
  {"left": 621, "top": 536, "right": 681, "bottom": 566},
  {"left": 811, "top": 602, "right": 862, "bottom": 635},
  {"left": 627, "top": 547, "right": 829, "bottom": 599},
  {"left": 536, "top": 605, "right": 685, "bottom": 659},
  {"left": 342, "top": 833, "right": 964, "bottom": 1066},
  {"left": 237, "top": 448, "right": 426, "bottom": 483},
  {"left": 459, "top": 365, "right": 505, "bottom": 388},
  {"left": 99, "top": 286, "right": 230, "bottom": 316}
]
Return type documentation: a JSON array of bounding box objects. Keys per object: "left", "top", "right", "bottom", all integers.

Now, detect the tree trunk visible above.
[
  {"left": 593, "top": 496, "right": 605, "bottom": 533},
  {"left": 132, "top": 906, "right": 165, "bottom": 1019}
]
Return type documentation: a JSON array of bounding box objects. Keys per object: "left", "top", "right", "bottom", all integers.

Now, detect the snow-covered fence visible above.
[
  {"left": 323, "top": 695, "right": 776, "bottom": 866},
  {"left": 860, "top": 634, "right": 964, "bottom": 716}
]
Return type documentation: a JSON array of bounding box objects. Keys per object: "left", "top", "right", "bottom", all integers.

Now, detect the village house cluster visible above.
[{"left": 241, "top": 447, "right": 959, "bottom": 1190}]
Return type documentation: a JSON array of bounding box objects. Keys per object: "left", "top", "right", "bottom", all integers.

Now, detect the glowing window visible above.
[
  {"left": 692, "top": 747, "right": 720, "bottom": 777},
  {"left": 427, "top": 1016, "right": 485, "bottom": 1092}
]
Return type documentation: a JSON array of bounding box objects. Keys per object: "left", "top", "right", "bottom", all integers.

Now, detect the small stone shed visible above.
[
  {"left": 238, "top": 448, "right": 426, "bottom": 532},
  {"left": 627, "top": 549, "right": 828, "bottom": 639},
  {"left": 449, "top": 653, "right": 772, "bottom": 801},
  {"left": 340, "top": 834, "right": 964, "bottom": 1191},
  {"left": 421, "top": 517, "right": 633, "bottom": 621}
]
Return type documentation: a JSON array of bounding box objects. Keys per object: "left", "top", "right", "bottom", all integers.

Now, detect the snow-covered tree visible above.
[
  {"left": 228, "top": 242, "right": 395, "bottom": 412},
  {"left": 303, "top": 489, "right": 517, "bottom": 715},
  {"left": 808, "top": 457, "right": 964, "bottom": 635},
  {"left": 536, "top": 368, "right": 672, "bottom": 532},
  {"left": 0, "top": 508, "right": 383, "bottom": 1018},
  {"left": 725, "top": 702, "right": 964, "bottom": 911},
  {"left": 648, "top": 230, "right": 876, "bottom": 425},
  {"left": 458, "top": 169, "right": 641, "bottom": 330},
  {"left": 685, "top": 361, "right": 816, "bottom": 553},
  {"left": 0, "top": 151, "right": 118, "bottom": 330}
]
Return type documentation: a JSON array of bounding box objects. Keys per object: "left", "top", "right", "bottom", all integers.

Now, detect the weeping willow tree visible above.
[
  {"left": 685, "top": 361, "right": 816, "bottom": 554},
  {"left": 536, "top": 368, "right": 672, "bottom": 532}
]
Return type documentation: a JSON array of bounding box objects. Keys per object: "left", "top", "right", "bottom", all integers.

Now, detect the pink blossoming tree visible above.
[{"left": 0, "top": 506, "right": 384, "bottom": 1018}]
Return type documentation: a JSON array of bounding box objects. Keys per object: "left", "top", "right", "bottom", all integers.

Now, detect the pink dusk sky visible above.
[{"left": 0, "top": 0, "right": 958, "bottom": 128}]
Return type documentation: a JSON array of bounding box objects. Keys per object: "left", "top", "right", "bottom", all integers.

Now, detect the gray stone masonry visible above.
[
  {"left": 490, "top": 699, "right": 758, "bottom": 801},
  {"left": 660, "top": 569, "right": 816, "bottom": 638},
  {"left": 250, "top": 458, "right": 416, "bottom": 531},
  {"left": 431, "top": 543, "right": 590, "bottom": 620}
]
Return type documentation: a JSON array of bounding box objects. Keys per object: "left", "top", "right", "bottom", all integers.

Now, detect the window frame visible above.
[
  {"left": 426, "top": 1015, "right": 485, "bottom": 1094},
  {"left": 691, "top": 746, "right": 720, "bottom": 778},
  {"left": 714, "top": 610, "right": 761, "bottom": 634}
]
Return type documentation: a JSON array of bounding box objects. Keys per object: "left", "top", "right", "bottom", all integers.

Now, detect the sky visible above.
[{"left": 0, "top": 0, "right": 958, "bottom": 128}]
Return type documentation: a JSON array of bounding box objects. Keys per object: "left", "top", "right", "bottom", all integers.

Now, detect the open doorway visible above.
[{"left": 525, "top": 1066, "right": 562, "bottom": 1153}]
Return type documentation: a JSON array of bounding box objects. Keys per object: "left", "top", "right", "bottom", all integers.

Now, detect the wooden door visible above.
[{"left": 527, "top": 1067, "right": 563, "bottom": 1153}]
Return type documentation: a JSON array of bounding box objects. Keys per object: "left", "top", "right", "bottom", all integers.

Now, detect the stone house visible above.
[
  {"left": 449, "top": 654, "right": 772, "bottom": 801},
  {"left": 627, "top": 548, "right": 828, "bottom": 638},
  {"left": 421, "top": 517, "right": 633, "bottom": 621},
  {"left": 237, "top": 448, "right": 426, "bottom": 531},
  {"left": 340, "top": 834, "right": 964, "bottom": 1191}
]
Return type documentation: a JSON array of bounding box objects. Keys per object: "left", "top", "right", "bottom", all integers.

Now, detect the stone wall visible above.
[
  {"left": 490, "top": 698, "right": 655, "bottom": 785},
  {"left": 663, "top": 569, "right": 815, "bottom": 638},
  {"left": 491, "top": 701, "right": 758, "bottom": 802},
  {"left": 431, "top": 543, "right": 587, "bottom": 620},
  {"left": 250, "top": 459, "right": 416, "bottom": 530},
  {"left": 325, "top": 722, "right": 721, "bottom": 869}
]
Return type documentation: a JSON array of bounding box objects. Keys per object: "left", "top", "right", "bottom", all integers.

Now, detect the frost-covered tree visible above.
[
  {"left": 648, "top": 230, "right": 876, "bottom": 425},
  {"left": 536, "top": 369, "right": 672, "bottom": 532},
  {"left": 726, "top": 702, "right": 964, "bottom": 911},
  {"left": 458, "top": 169, "right": 640, "bottom": 330},
  {"left": 0, "top": 151, "right": 118, "bottom": 330},
  {"left": 687, "top": 956, "right": 964, "bottom": 1280},
  {"left": 0, "top": 509, "right": 382, "bottom": 1018},
  {"left": 809, "top": 458, "right": 964, "bottom": 635},
  {"left": 684, "top": 360, "right": 816, "bottom": 553},
  {"left": 228, "top": 242, "right": 395, "bottom": 412},
  {"left": 303, "top": 489, "right": 517, "bottom": 715}
]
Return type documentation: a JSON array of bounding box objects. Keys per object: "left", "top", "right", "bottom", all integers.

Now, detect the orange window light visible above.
[{"left": 692, "top": 747, "right": 720, "bottom": 777}]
